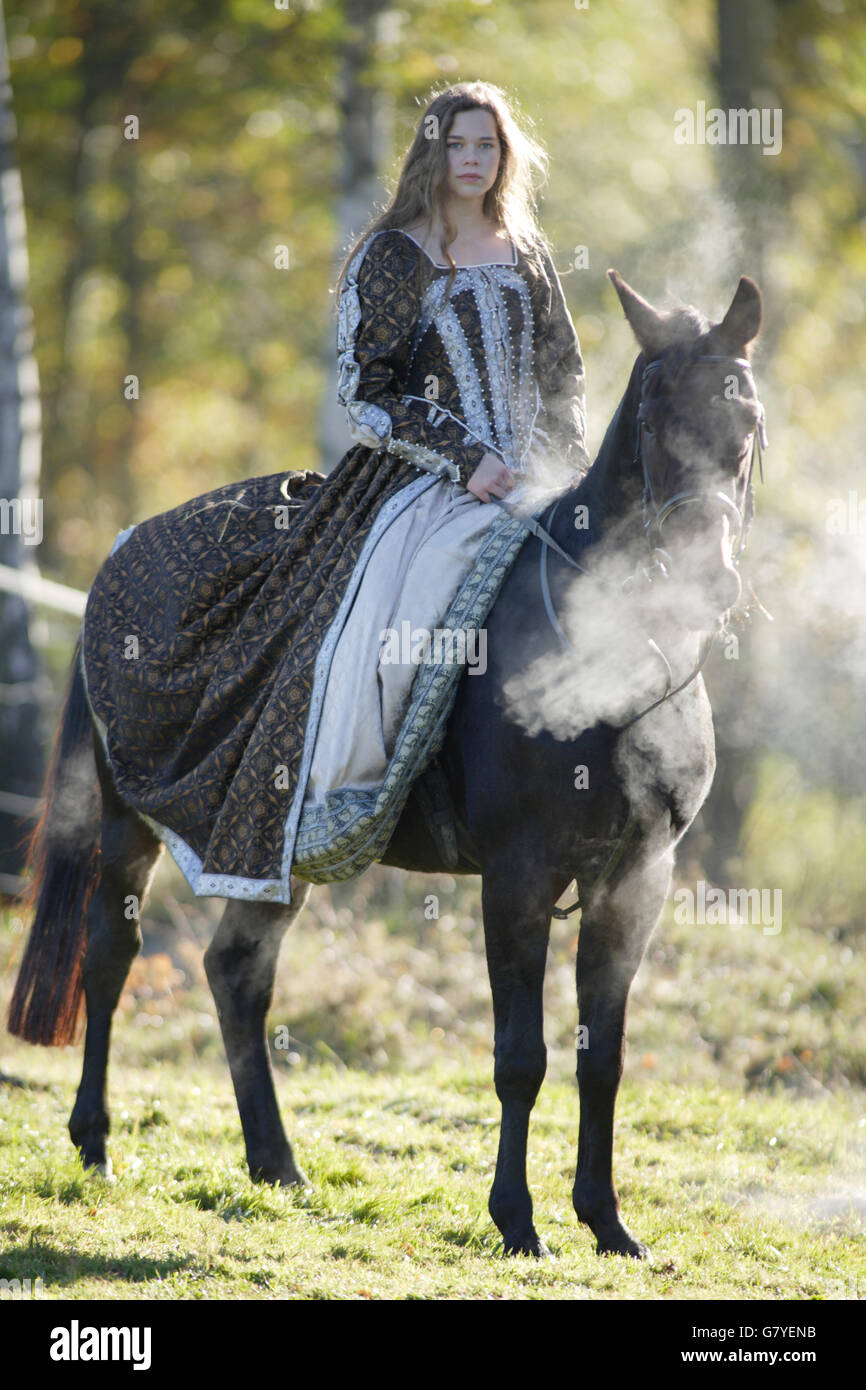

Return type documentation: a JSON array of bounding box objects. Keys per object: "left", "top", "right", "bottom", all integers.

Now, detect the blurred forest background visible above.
[{"left": 1, "top": 0, "right": 865, "bottom": 1087}]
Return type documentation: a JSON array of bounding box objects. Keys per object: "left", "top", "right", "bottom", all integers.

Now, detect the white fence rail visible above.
[
  {"left": 0, "top": 564, "right": 88, "bottom": 893},
  {"left": 0, "top": 562, "right": 87, "bottom": 616}
]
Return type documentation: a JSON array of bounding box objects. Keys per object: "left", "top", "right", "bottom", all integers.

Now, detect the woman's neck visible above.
[{"left": 409, "top": 205, "right": 504, "bottom": 245}]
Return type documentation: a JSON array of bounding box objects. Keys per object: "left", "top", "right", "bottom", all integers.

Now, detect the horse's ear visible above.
[
  {"left": 715, "top": 276, "right": 762, "bottom": 353},
  {"left": 607, "top": 269, "right": 668, "bottom": 355}
]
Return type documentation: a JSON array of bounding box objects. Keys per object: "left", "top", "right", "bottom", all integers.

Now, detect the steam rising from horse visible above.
[{"left": 8, "top": 270, "right": 764, "bottom": 1258}]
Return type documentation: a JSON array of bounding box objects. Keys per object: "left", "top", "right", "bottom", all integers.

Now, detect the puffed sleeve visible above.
[
  {"left": 336, "top": 230, "right": 490, "bottom": 488},
  {"left": 530, "top": 247, "right": 590, "bottom": 476}
]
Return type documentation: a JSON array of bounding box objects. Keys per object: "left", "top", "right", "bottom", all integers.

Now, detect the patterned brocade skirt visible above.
[{"left": 80, "top": 455, "right": 536, "bottom": 900}]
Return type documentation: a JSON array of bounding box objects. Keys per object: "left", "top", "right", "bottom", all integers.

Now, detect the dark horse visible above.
[{"left": 8, "top": 270, "right": 765, "bottom": 1259}]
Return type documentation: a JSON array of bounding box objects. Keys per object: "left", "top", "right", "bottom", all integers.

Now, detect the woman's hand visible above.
[{"left": 466, "top": 451, "right": 515, "bottom": 503}]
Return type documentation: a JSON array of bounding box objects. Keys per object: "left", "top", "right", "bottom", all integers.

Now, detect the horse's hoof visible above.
[
  {"left": 251, "top": 1161, "right": 309, "bottom": 1189},
  {"left": 281, "top": 1168, "right": 311, "bottom": 1191},
  {"left": 86, "top": 1156, "right": 116, "bottom": 1184},
  {"left": 595, "top": 1227, "right": 648, "bottom": 1259},
  {"left": 504, "top": 1232, "right": 553, "bottom": 1259}
]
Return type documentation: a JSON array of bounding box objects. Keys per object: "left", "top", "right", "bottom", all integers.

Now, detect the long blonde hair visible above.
[{"left": 333, "top": 81, "right": 554, "bottom": 300}]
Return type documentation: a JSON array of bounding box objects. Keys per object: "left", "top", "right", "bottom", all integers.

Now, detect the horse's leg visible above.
[
  {"left": 482, "top": 865, "right": 553, "bottom": 1257},
  {"left": 69, "top": 736, "right": 163, "bottom": 1173},
  {"left": 203, "top": 882, "right": 311, "bottom": 1186},
  {"left": 572, "top": 851, "right": 673, "bottom": 1256}
]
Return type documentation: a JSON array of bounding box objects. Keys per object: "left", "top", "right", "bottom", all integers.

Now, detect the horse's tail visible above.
[{"left": 7, "top": 634, "right": 101, "bottom": 1046}]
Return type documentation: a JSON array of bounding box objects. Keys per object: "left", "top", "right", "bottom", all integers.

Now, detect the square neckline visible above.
[{"left": 395, "top": 226, "right": 518, "bottom": 269}]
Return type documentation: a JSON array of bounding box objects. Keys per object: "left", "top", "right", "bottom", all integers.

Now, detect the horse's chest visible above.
[{"left": 615, "top": 681, "right": 716, "bottom": 829}]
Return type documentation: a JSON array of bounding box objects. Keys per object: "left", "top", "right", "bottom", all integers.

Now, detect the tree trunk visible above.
[
  {"left": 714, "top": 0, "right": 778, "bottom": 290},
  {"left": 0, "top": 1, "right": 45, "bottom": 888},
  {"left": 319, "top": 0, "right": 394, "bottom": 473},
  {"left": 680, "top": 0, "right": 779, "bottom": 884}
]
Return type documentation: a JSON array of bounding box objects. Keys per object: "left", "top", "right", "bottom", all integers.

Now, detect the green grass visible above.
[
  {"left": 1, "top": 846, "right": 864, "bottom": 1300},
  {"left": 0, "top": 1049, "right": 863, "bottom": 1301}
]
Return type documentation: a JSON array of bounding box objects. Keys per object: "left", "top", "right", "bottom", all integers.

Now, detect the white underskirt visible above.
[{"left": 303, "top": 475, "right": 537, "bottom": 805}]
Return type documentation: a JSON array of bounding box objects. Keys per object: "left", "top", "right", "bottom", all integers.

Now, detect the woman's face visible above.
[{"left": 444, "top": 107, "right": 502, "bottom": 205}]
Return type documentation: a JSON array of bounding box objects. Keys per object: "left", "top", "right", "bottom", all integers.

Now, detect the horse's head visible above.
[{"left": 608, "top": 269, "right": 765, "bottom": 632}]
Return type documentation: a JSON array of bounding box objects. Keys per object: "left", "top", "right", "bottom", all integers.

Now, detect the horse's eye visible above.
[{"left": 644, "top": 424, "right": 656, "bottom": 440}]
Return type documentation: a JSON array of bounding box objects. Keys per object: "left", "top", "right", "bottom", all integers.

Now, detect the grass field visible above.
[
  {"left": 1, "top": 1053, "right": 864, "bottom": 1300},
  {"left": 1, "top": 853, "right": 864, "bottom": 1301}
]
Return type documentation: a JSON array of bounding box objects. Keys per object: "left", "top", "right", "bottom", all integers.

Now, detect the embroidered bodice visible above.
[{"left": 336, "top": 227, "right": 589, "bottom": 488}]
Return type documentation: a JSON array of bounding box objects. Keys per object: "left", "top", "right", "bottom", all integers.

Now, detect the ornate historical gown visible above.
[{"left": 80, "top": 227, "right": 588, "bottom": 902}]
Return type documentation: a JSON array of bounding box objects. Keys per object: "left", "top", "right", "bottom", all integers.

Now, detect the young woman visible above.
[
  {"left": 79, "top": 80, "right": 589, "bottom": 902},
  {"left": 302, "top": 82, "right": 591, "bottom": 835}
]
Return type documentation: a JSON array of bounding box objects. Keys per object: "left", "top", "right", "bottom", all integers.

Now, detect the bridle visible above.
[
  {"left": 495, "top": 350, "right": 769, "bottom": 725},
  {"left": 634, "top": 353, "right": 767, "bottom": 580}
]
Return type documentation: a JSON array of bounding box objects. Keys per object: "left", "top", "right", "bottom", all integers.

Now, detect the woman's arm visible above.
[
  {"left": 336, "top": 230, "right": 492, "bottom": 488},
  {"left": 531, "top": 246, "right": 590, "bottom": 476}
]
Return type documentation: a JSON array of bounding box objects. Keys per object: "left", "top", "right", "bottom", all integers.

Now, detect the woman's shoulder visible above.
[
  {"left": 337, "top": 229, "right": 424, "bottom": 312},
  {"left": 350, "top": 226, "right": 425, "bottom": 278}
]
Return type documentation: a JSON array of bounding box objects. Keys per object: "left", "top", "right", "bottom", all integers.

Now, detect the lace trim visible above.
[
  {"left": 336, "top": 230, "right": 473, "bottom": 480},
  {"left": 336, "top": 237, "right": 574, "bottom": 483},
  {"left": 429, "top": 295, "right": 494, "bottom": 449},
  {"left": 413, "top": 265, "right": 540, "bottom": 476},
  {"left": 471, "top": 272, "right": 517, "bottom": 465}
]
